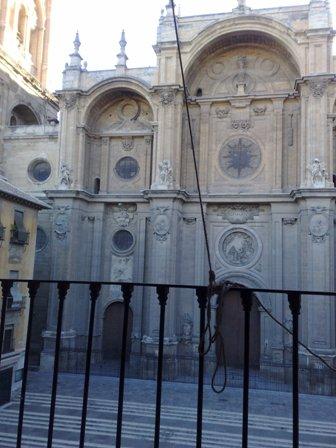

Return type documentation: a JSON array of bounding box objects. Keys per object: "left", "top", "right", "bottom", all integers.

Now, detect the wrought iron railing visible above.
[{"left": 0, "top": 279, "right": 335, "bottom": 448}]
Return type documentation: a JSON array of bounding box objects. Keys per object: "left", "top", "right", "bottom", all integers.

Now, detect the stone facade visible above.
[{"left": 1, "top": 1, "right": 336, "bottom": 381}]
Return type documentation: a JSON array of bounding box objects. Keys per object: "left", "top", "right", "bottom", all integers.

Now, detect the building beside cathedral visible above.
[{"left": 1, "top": 0, "right": 336, "bottom": 390}]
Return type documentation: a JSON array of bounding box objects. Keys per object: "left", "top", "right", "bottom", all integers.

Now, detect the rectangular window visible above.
[
  {"left": 11, "top": 210, "right": 29, "bottom": 244},
  {"left": 2, "top": 326, "right": 14, "bottom": 354}
]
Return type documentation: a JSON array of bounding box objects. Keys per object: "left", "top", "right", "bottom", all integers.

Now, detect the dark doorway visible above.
[
  {"left": 216, "top": 289, "right": 260, "bottom": 368},
  {"left": 102, "top": 302, "right": 133, "bottom": 360},
  {"left": 0, "top": 368, "right": 13, "bottom": 405}
]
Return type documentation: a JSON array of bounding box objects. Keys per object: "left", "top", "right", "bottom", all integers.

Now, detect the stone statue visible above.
[
  {"left": 181, "top": 314, "right": 193, "bottom": 343},
  {"left": 234, "top": 56, "right": 249, "bottom": 94},
  {"left": 238, "top": 0, "right": 246, "bottom": 7},
  {"left": 309, "top": 158, "right": 328, "bottom": 188},
  {"left": 59, "top": 163, "right": 73, "bottom": 190},
  {"left": 155, "top": 160, "right": 173, "bottom": 189}
]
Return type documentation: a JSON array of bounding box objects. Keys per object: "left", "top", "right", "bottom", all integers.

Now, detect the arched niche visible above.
[
  {"left": 83, "top": 88, "right": 154, "bottom": 194},
  {"left": 186, "top": 31, "right": 300, "bottom": 97},
  {"left": 9, "top": 104, "right": 39, "bottom": 125}
]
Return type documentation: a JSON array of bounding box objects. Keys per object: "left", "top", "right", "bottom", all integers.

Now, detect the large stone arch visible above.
[
  {"left": 184, "top": 15, "right": 303, "bottom": 80},
  {"left": 82, "top": 77, "right": 156, "bottom": 126}
]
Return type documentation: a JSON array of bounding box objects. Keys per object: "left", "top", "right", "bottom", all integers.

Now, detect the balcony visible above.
[
  {"left": 0, "top": 279, "right": 335, "bottom": 447},
  {"left": 10, "top": 227, "right": 29, "bottom": 245}
]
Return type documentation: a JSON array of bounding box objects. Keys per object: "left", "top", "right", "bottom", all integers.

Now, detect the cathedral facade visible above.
[{"left": 1, "top": 1, "right": 336, "bottom": 385}]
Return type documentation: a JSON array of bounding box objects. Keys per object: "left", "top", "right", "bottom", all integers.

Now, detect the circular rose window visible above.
[
  {"left": 112, "top": 230, "right": 134, "bottom": 252},
  {"left": 219, "top": 137, "right": 261, "bottom": 179},
  {"left": 115, "top": 157, "right": 139, "bottom": 180},
  {"left": 28, "top": 159, "right": 52, "bottom": 183}
]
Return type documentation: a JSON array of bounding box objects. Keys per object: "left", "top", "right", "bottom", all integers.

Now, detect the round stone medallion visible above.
[
  {"left": 221, "top": 230, "right": 258, "bottom": 267},
  {"left": 219, "top": 137, "right": 261, "bottom": 179}
]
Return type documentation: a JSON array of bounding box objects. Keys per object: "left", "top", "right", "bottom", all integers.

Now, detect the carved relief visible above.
[
  {"left": 231, "top": 120, "right": 252, "bottom": 131},
  {"left": 283, "top": 218, "right": 297, "bottom": 226},
  {"left": 111, "top": 256, "right": 132, "bottom": 281},
  {"left": 221, "top": 230, "right": 258, "bottom": 267},
  {"left": 121, "top": 137, "right": 134, "bottom": 151},
  {"left": 213, "top": 204, "right": 259, "bottom": 224},
  {"left": 152, "top": 207, "right": 171, "bottom": 242},
  {"left": 309, "top": 80, "right": 328, "bottom": 98},
  {"left": 112, "top": 204, "right": 136, "bottom": 228},
  {"left": 253, "top": 106, "right": 267, "bottom": 116},
  {"left": 308, "top": 158, "right": 328, "bottom": 188},
  {"left": 309, "top": 213, "right": 329, "bottom": 243},
  {"left": 60, "top": 94, "right": 78, "bottom": 110},
  {"left": 216, "top": 108, "right": 230, "bottom": 119},
  {"left": 160, "top": 89, "right": 175, "bottom": 105},
  {"left": 54, "top": 206, "right": 71, "bottom": 240}
]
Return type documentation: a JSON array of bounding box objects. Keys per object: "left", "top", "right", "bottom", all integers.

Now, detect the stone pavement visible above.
[{"left": 0, "top": 371, "right": 335, "bottom": 447}]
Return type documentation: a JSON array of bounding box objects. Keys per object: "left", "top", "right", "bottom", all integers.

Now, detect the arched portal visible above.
[
  {"left": 102, "top": 302, "right": 133, "bottom": 360},
  {"left": 10, "top": 104, "right": 39, "bottom": 125},
  {"left": 216, "top": 289, "right": 260, "bottom": 368}
]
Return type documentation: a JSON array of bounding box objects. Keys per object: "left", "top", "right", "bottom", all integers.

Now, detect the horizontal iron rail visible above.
[{"left": 0, "top": 278, "right": 335, "bottom": 296}]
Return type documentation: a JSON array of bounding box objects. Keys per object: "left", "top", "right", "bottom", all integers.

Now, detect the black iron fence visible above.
[{"left": 0, "top": 279, "right": 336, "bottom": 448}]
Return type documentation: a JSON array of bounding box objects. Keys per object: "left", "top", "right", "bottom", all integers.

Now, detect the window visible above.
[
  {"left": 11, "top": 210, "right": 29, "bottom": 245},
  {"left": 2, "top": 326, "right": 14, "bottom": 354},
  {"left": 115, "top": 157, "right": 139, "bottom": 180},
  {"left": 94, "top": 178, "right": 101, "bottom": 194},
  {"left": 36, "top": 227, "right": 47, "bottom": 252},
  {"left": 112, "top": 230, "right": 134, "bottom": 252},
  {"left": 28, "top": 159, "right": 51, "bottom": 183}
]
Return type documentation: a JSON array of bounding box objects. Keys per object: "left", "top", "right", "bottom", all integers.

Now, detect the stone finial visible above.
[
  {"left": 166, "top": 1, "right": 175, "bottom": 16},
  {"left": 238, "top": 0, "right": 246, "bottom": 7},
  {"left": 73, "top": 31, "right": 81, "bottom": 54},
  {"left": 234, "top": 0, "right": 251, "bottom": 14},
  {"left": 116, "top": 30, "right": 128, "bottom": 70},
  {"left": 66, "top": 31, "right": 83, "bottom": 69}
]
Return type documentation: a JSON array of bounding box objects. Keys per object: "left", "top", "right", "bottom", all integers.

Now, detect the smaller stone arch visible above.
[{"left": 9, "top": 104, "right": 39, "bottom": 125}]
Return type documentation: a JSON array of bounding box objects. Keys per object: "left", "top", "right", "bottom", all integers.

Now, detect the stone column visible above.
[
  {"left": 100, "top": 137, "right": 110, "bottom": 193},
  {"left": 199, "top": 103, "right": 211, "bottom": 190},
  {"left": 272, "top": 99, "right": 284, "bottom": 191}
]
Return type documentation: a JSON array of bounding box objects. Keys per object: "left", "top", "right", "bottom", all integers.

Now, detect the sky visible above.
[{"left": 48, "top": 0, "right": 336, "bottom": 91}]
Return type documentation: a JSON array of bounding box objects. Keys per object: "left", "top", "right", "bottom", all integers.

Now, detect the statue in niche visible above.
[
  {"left": 59, "top": 163, "right": 73, "bottom": 190},
  {"left": 154, "top": 160, "right": 173, "bottom": 189},
  {"left": 234, "top": 56, "right": 249, "bottom": 95},
  {"left": 181, "top": 314, "right": 193, "bottom": 344},
  {"left": 309, "top": 158, "right": 328, "bottom": 188}
]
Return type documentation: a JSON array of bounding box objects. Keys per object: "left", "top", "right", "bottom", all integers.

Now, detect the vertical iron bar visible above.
[
  {"left": 47, "top": 282, "right": 70, "bottom": 448},
  {"left": 16, "top": 281, "right": 40, "bottom": 448},
  {"left": 116, "top": 283, "right": 134, "bottom": 448},
  {"left": 0, "top": 280, "right": 13, "bottom": 366},
  {"left": 79, "top": 282, "right": 101, "bottom": 448},
  {"left": 241, "top": 290, "right": 253, "bottom": 448},
  {"left": 288, "top": 292, "right": 301, "bottom": 448},
  {"left": 196, "top": 287, "right": 207, "bottom": 448},
  {"left": 154, "top": 285, "right": 169, "bottom": 448}
]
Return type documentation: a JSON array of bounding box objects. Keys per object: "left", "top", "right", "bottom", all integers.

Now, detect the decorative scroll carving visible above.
[
  {"left": 216, "top": 108, "right": 230, "bottom": 119},
  {"left": 308, "top": 158, "right": 328, "bottom": 188},
  {"left": 121, "top": 137, "right": 134, "bottom": 151},
  {"left": 283, "top": 218, "right": 297, "bottom": 225},
  {"left": 54, "top": 205, "right": 71, "bottom": 240},
  {"left": 213, "top": 204, "right": 259, "bottom": 224},
  {"left": 222, "top": 230, "right": 258, "bottom": 267},
  {"left": 160, "top": 89, "right": 175, "bottom": 105},
  {"left": 231, "top": 120, "right": 252, "bottom": 131},
  {"left": 152, "top": 206, "right": 171, "bottom": 242},
  {"left": 61, "top": 94, "right": 78, "bottom": 110},
  {"left": 253, "top": 106, "right": 267, "bottom": 116},
  {"left": 309, "top": 80, "right": 329, "bottom": 98},
  {"left": 112, "top": 204, "right": 136, "bottom": 228},
  {"left": 309, "top": 212, "right": 329, "bottom": 243}
]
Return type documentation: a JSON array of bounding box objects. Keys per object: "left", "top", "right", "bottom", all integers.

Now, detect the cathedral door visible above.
[
  {"left": 103, "top": 302, "right": 133, "bottom": 360},
  {"left": 216, "top": 290, "right": 260, "bottom": 368}
]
